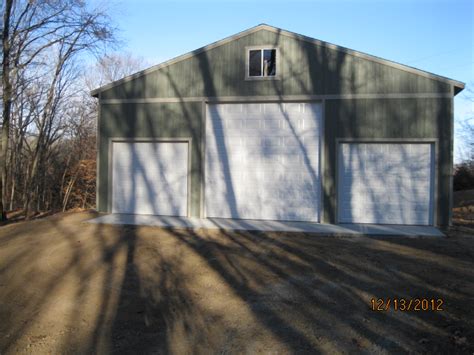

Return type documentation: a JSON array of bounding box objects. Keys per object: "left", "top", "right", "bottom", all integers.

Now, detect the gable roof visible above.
[{"left": 91, "top": 24, "right": 465, "bottom": 97}]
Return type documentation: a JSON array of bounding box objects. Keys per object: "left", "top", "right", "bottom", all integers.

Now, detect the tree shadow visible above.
[{"left": 1, "top": 213, "right": 473, "bottom": 353}]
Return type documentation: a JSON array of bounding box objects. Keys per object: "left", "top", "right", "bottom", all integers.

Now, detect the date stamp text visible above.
[{"left": 371, "top": 298, "right": 444, "bottom": 312}]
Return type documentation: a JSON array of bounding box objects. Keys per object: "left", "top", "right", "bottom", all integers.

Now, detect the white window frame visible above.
[{"left": 245, "top": 46, "right": 280, "bottom": 80}]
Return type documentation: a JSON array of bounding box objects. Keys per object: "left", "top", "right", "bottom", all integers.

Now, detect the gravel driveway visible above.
[{"left": 0, "top": 211, "right": 473, "bottom": 354}]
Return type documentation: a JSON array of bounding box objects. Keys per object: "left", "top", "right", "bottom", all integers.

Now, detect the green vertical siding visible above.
[
  {"left": 100, "top": 29, "right": 451, "bottom": 100},
  {"left": 323, "top": 98, "right": 452, "bottom": 226}
]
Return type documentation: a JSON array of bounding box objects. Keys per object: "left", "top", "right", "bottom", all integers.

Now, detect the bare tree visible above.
[
  {"left": 458, "top": 85, "right": 474, "bottom": 161},
  {"left": 1, "top": 0, "right": 115, "bottom": 220},
  {"left": 1, "top": 0, "right": 14, "bottom": 220},
  {"left": 87, "top": 52, "right": 149, "bottom": 88}
]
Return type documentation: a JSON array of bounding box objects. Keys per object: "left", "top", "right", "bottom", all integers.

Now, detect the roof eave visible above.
[{"left": 454, "top": 83, "right": 465, "bottom": 96}]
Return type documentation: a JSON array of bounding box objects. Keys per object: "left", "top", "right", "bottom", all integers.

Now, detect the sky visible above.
[{"left": 101, "top": 0, "right": 473, "bottom": 161}]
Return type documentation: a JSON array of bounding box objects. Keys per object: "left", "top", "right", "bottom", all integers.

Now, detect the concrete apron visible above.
[{"left": 87, "top": 214, "right": 445, "bottom": 237}]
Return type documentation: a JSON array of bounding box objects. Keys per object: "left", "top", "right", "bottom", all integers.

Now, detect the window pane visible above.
[
  {"left": 263, "top": 49, "right": 276, "bottom": 76},
  {"left": 249, "top": 50, "right": 262, "bottom": 76}
]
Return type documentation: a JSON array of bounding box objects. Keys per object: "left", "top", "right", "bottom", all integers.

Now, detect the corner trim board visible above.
[
  {"left": 319, "top": 99, "right": 326, "bottom": 223},
  {"left": 200, "top": 100, "right": 207, "bottom": 218},
  {"left": 96, "top": 92, "right": 102, "bottom": 211}
]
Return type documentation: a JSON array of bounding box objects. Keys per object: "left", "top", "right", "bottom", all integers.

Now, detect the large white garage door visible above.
[
  {"left": 111, "top": 141, "right": 188, "bottom": 216},
  {"left": 205, "top": 102, "right": 322, "bottom": 222},
  {"left": 338, "top": 143, "right": 434, "bottom": 225}
]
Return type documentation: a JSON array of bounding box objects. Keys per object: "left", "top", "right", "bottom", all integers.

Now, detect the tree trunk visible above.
[
  {"left": 36, "top": 184, "right": 40, "bottom": 213},
  {"left": 1, "top": 0, "right": 13, "bottom": 221},
  {"left": 24, "top": 152, "right": 41, "bottom": 218},
  {"left": 82, "top": 191, "right": 88, "bottom": 209},
  {"left": 9, "top": 179, "right": 15, "bottom": 211},
  {"left": 60, "top": 155, "right": 72, "bottom": 202},
  {"left": 62, "top": 174, "right": 78, "bottom": 212}
]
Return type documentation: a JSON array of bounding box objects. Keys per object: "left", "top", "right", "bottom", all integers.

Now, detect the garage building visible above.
[{"left": 92, "top": 24, "right": 464, "bottom": 227}]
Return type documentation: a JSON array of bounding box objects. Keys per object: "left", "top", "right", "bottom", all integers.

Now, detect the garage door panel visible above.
[
  {"left": 342, "top": 188, "right": 431, "bottom": 202},
  {"left": 338, "top": 143, "right": 434, "bottom": 225},
  {"left": 112, "top": 142, "right": 188, "bottom": 216},
  {"left": 340, "top": 209, "right": 427, "bottom": 225},
  {"left": 245, "top": 136, "right": 280, "bottom": 147},
  {"left": 262, "top": 119, "right": 280, "bottom": 130},
  {"left": 206, "top": 102, "right": 321, "bottom": 222},
  {"left": 261, "top": 103, "right": 282, "bottom": 112}
]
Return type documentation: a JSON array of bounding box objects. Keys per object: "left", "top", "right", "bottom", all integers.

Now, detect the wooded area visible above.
[{"left": 1, "top": 0, "right": 145, "bottom": 221}]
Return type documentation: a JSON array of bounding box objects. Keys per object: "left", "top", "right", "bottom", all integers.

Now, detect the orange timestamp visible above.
[{"left": 371, "top": 298, "right": 444, "bottom": 312}]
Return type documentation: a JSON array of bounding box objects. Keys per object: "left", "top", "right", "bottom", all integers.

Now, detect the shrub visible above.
[{"left": 453, "top": 162, "right": 474, "bottom": 191}]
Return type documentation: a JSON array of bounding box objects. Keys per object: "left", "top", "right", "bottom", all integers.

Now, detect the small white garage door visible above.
[
  {"left": 338, "top": 142, "right": 434, "bottom": 225},
  {"left": 111, "top": 141, "right": 188, "bottom": 216},
  {"left": 205, "top": 102, "right": 322, "bottom": 222}
]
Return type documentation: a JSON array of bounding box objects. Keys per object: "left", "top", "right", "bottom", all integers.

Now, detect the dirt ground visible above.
[{"left": 0, "top": 211, "right": 473, "bottom": 354}]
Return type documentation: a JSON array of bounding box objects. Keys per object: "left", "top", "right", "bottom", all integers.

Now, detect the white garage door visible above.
[
  {"left": 111, "top": 141, "right": 188, "bottom": 216},
  {"left": 205, "top": 102, "right": 322, "bottom": 222},
  {"left": 338, "top": 143, "right": 434, "bottom": 225}
]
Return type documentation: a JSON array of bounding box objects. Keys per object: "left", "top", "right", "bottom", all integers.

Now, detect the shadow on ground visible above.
[{"left": 0, "top": 211, "right": 473, "bottom": 353}]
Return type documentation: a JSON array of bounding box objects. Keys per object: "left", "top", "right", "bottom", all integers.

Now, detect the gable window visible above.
[{"left": 247, "top": 47, "right": 277, "bottom": 79}]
